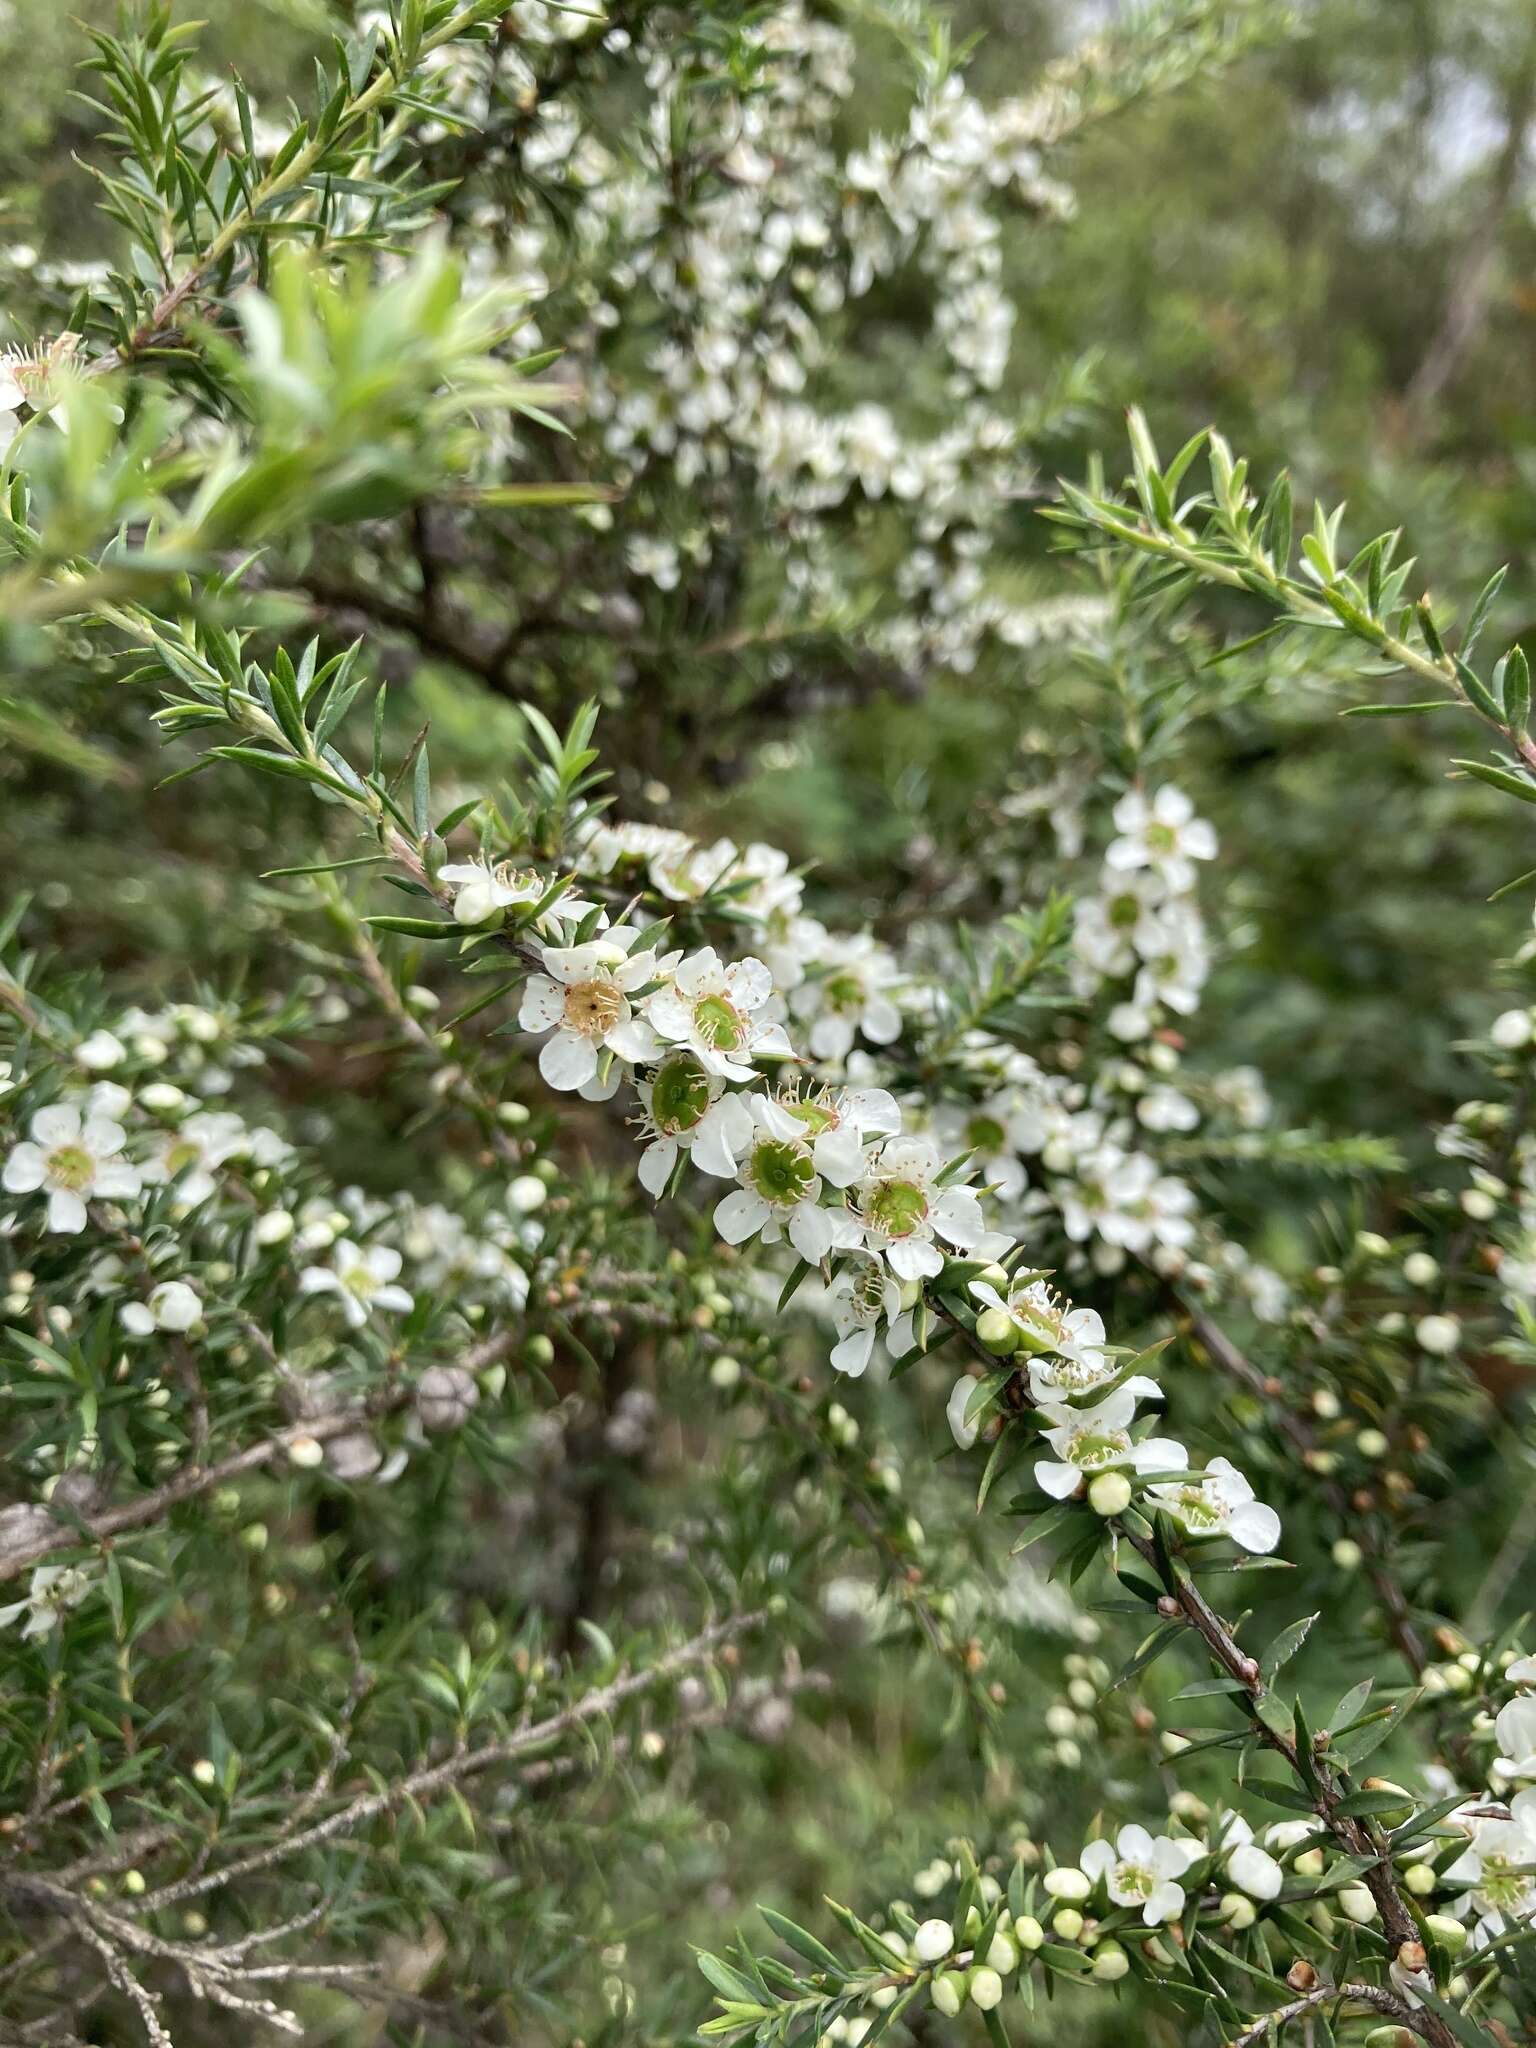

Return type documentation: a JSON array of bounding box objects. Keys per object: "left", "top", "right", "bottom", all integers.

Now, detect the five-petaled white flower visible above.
[
  {"left": 1105, "top": 785, "right": 1217, "bottom": 893},
  {"left": 751, "top": 1081, "right": 901, "bottom": 1188},
  {"left": 438, "top": 856, "right": 597, "bottom": 932},
  {"left": 634, "top": 1052, "right": 756, "bottom": 1195},
  {"left": 3, "top": 1102, "right": 141, "bottom": 1233},
  {"left": 519, "top": 931, "right": 663, "bottom": 1093},
  {"left": 790, "top": 934, "right": 903, "bottom": 1061},
  {"left": 827, "top": 1251, "right": 903, "bottom": 1378},
  {"left": 1443, "top": 1790, "right": 1536, "bottom": 1936},
  {"left": 1081, "top": 1825, "right": 1199, "bottom": 1926},
  {"left": 1032, "top": 1386, "right": 1185, "bottom": 1501},
  {"left": 856, "top": 1136, "right": 983, "bottom": 1281},
  {"left": 714, "top": 1118, "right": 863, "bottom": 1266},
  {"left": 645, "top": 947, "right": 791, "bottom": 1081},
  {"left": 0, "top": 1563, "right": 95, "bottom": 1639},
  {"left": 299, "top": 1240, "right": 414, "bottom": 1329},
  {"left": 1145, "top": 1456, "right": 1281, "bottom": 1555}
]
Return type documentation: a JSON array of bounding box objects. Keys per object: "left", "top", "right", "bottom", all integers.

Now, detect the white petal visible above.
[
  {"left": 887, "top": 1236, "right": 942, "bottom": 1281},
  {"left": 637, "top": 1138, "right": 677, "bottom": 1196},
  {"left": 1230, "top": 1501, "right": 1282, "bottom": 1554},
  {"left": 539, "top": 1031, "right": 597, "bottom": 1092},
  {"left": 519, "top": 976, "right": 565, "bottom": 1032},
  {"left": 860, "top": 997, "right": 901, "bottom": 1044},
  {"left": 830, "top": 1328, "right": 874, "bottom": 1378},
  {"left": 1034, "top": 1459, "right": 1081, "bottom": 1500},
  {"left": 714, "top": 1188, "right": 770, "bottom": 1245},
  {"left": 788, "top": 1201, "right": 835, "bottom": 1264},
  {"left": 30, "top": 1104, "right": 81, "bottom": 1146},
  {"left": 690, "top": 1114, "right": 741, "bottom": 1180},
  {"left": 813, "top": 1125, "right": 867, "bottom": 1188},
  {"left": 2, "top": 1144, "right": 46, "bottom": 1193},
  {"left": 91, "top": 1163, "right": 142, "bottom": 1200},
  {"left": 45, "top": 1188, "right": 87, "bottom": 1233}
]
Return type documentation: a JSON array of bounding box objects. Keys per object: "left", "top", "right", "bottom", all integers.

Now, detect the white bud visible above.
[
  {"left": 1042, "top": 1866, "right": 1090, "bottom": 1903},
  {"left": 1088, "top": 1470, "right": 1132, "bottom": 1517},
  {"left": 509, "top": 1175, "right": 547, "bottom": 1214},
  {"left": 912, "top": 1920, "right": 954, "bottom": 1964},
  {"left": 968, "top": 1968, "right": 1004, "bottom": 2010},
  {"left": 1402, "top": 1252, "right": 1439, "bottom": 1288},
  {"left": 1416, "top": 1314, "right": 1460, "bottom": 1356},
  {"left": 254, "top": 1209, "right": 294, "bottom": 1246},
  {"left": 1490, "top": 1008, "right": 1532, "bottom": 1050}
]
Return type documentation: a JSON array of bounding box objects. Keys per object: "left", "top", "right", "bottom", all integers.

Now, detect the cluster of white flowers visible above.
[
  {"left": 405, "top": 2, "right": 1103, "bottom": 680},
  {"left": 433, "top": 794, "right": 1282, "bottom": 1549}
]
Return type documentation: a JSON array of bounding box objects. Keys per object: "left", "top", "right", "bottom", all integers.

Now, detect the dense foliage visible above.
[{"left": 2, "top": 3, "right": 1536, "bottom": 2045}]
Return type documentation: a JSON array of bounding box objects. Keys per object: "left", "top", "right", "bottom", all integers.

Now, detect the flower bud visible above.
[
  {"left": 1051, "top": 1909, "right": 1084, "bottom": 1942},
  {"left": 930, "top": 1972, "right": 964, "bottom": 2017},
  {"left": 1013, "top": 1915, "right": 1044, "bottom": 1952},
  {"left": 1403, "top": 1863, "right": 1436, "bottom": 1897},
  {"left": 912, "top": 1920, "right": 953, "bottom": 1964},
  {"left": 1425, "top": 1914, "right": 1468, "bottom": 1955},
  {"left": 1337, "top": 1885, "right": 1377, "bottom": 1924},
  {"left": 985, "top": 1933, "right": 1018, "bottom": 1976},
  {"left": 1042, "top": 1867, "right": 1090, "bottom": 1903},
  {"left": 1088, "top": 1470, "right": 1132, "bottom": 1517},
  {"left": 1331, "top": 1538, "right": 1363, "bottom": 1570},
  {"left": 1415, "top": 1313, "right": 1459, "bottom": 1355},
  {"left": 975, "top": 1307, "right": 1020, "bottom": 1355},
  {"left": 1219, "top": 1894, "right": 1256, "bottom": 1930},
  {"left": 968, "top": 1967, "right": 1004, "bottom": 2010},
  {"left": 1091, "top": 1942, "right": 1128, "bottom": 1983}
]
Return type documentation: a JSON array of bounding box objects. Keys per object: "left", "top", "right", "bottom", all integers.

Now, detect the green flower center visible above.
[
  {"left": 748, "top": 1137, "right": 815, "bottom": 1209},
  {"left": 45, "top": 1143, "right": 95, "bottom": 1192},
  {"left": 866, "top": 1178, "right": 927, "bottom": 1239},
  {"left": 693, "top": 993, "right": 746, "bottom": 1052},
  {"left": 785, "top": 1098, "right": 836, "bottom": 1136},
  {"left": 1107, "top": 892, "right": 1141, "bottom": 930},
  {"left": 1165, "top": 1483, "right": 1223, "bottom": 1530},
  {"left": 823, "top": 972, "right": 863, "bottom": 1013},
  {"left": 967, "top": 1114, "right": 1006, "bottom": 1153},
  {"left": 1117, "top": 1862, "right": 1153, "bottom": 1899},
  {"left": 649, "top": 1054, "right": 712, "bottom": 1135},
  {"left": 342, "top": 1264, "right": 377, "bottom": 1300},
  {"left": 1069, "top": 1427, "right": 1129, "bottom": 1471},
  {"left": 164, "top": 1138, "right": 202, "bottom": 1177},
  {"left": 1145, "top": 821, "right": 1178, "bottom": 854},
  {"left": 1480, "top": 1855, "right": 1527, "bottom": 1910}
]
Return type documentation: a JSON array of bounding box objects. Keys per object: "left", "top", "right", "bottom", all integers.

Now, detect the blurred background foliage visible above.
[{"left": 3, "top": 1, "right": 1536, "bottom": 2042}]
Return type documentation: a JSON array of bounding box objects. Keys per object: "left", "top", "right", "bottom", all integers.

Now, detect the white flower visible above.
[
  {"left": 625, "top": 534, "right": 681, "bottom": 588},
  {"left": 3, "top": 1103, "right": 141, "bottom": 1232},
  {"left": 827, "top": 1252, "right": 902, "bottom": 1377},
  {"left": 645, "top": 947, "right": 792, "bottom": 1081},
  {"left": 518, "top": 931, "right": 663, "bottom": 1093},
  {"left": 1443, "top": 1790, "right": 1536, "bottom": 1929},
  {"left": 1080, "top": 1825, "right": 1198, "bottom": 1926},
  {"left": 1145, "top": 1457, "right": 1281, "bottom": 1555},
  {"left": 790, "top": 934, "right": 903, "bottom": 1061},
  {"left": 751, "top": 1081, "right": 900, "bottom": 1187},
  {"left": 123, "top": 1280, "right": 203, "bottom": 1335},
  {"left": 76, "top": 1029, "right": 126, "bottom": 1071},
  {"left": 714, "top": 1121, "right": 864, "bottom": 1266},
  {"left": 634, "top": 1053, "right": 756, "bottom": 1195},
  {"left": 856, "top": 1136, "right": 983, "bottom": 1281},
  {"left": 140, "top": 1110, "right": 252, "bottom": 1207},
  {"left": 438, "top": 857, "right": 597, "bottom": 932},
  {"left": 1033, "top": 1386, "right": 1185, "bottom": 1501},
  {"left": 966, "top": 1277, "right": 1159, "bottom": 1405},
  {"left": 1105, "top": 785, "right": 1217, "bottom": 892},
  {"left": 0, "top": 1563, "right": 95, "bottom": 1638},
  {"left": 1494, "top": 1695, "right": 1536, "bottom": 1780},
  {"left": 299, "top": 1240, "right": 414, "bottom": 1329}
]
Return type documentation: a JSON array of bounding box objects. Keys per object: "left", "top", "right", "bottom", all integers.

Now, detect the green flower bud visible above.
[
  {"left": 975, "top": 1307, "right": 1020, "bottom": 1355},
  {"left": 1091, "top": 1942, "right": 1129, "bottom": 1983},
  {"left": 931, "top": 1972, "right": 965, "bottom": 2018}
]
